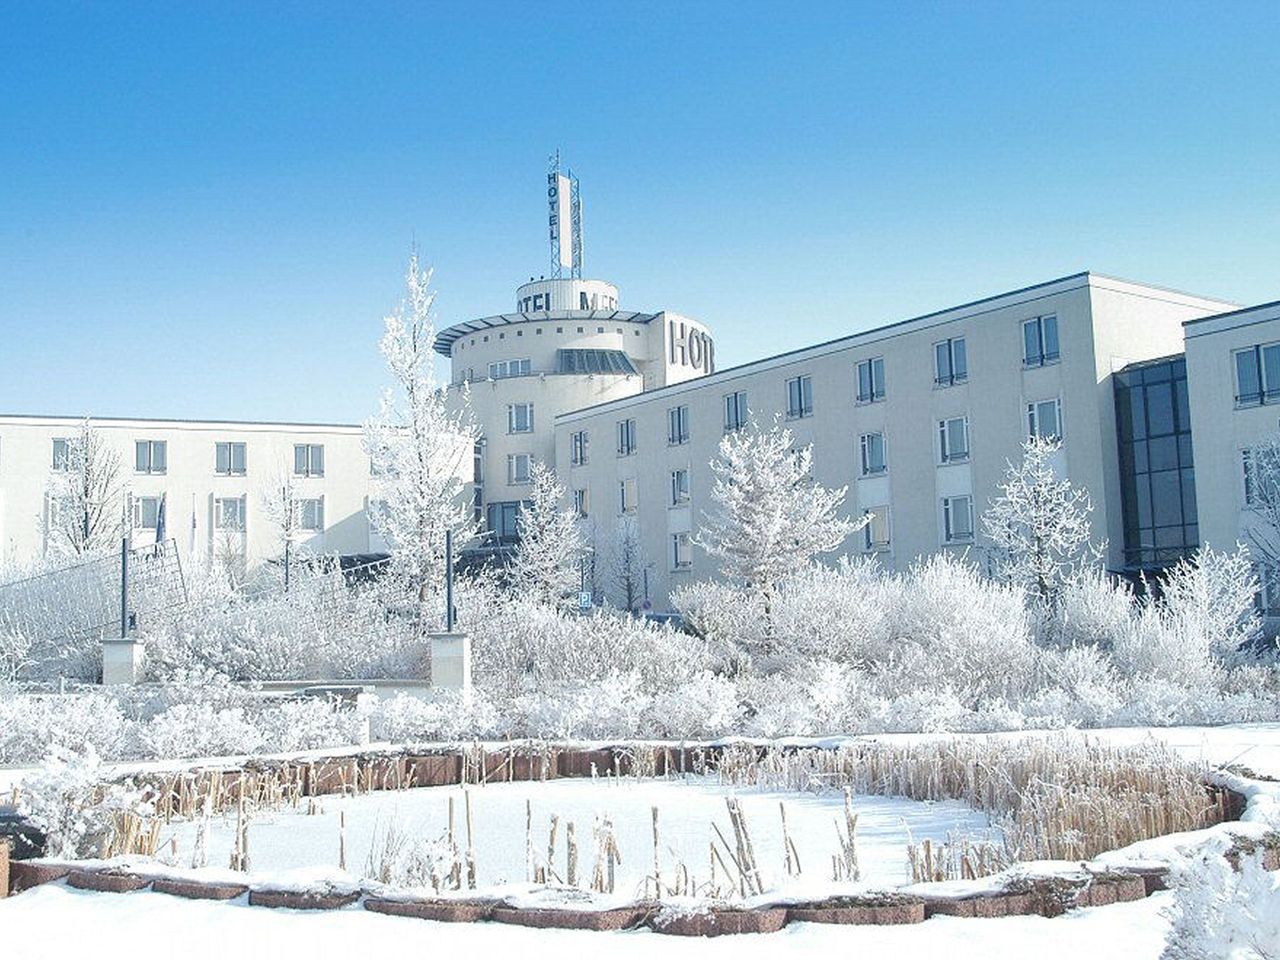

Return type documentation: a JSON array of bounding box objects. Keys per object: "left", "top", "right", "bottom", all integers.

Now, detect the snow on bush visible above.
[
  {"left": 16, "top": 744, "right": 147, "bottom": 858},
  {"left": 1162, "top": 840, "right": 1280, "bottom": 960},
  {"left": 140, "top": 702, "right": 265, "bottom": 760}
]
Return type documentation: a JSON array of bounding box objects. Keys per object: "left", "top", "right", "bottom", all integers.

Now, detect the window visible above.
[
  {"left": 573, "top": 488, "right": 589, "bottom": 518},
  {"left": 1022, "top": 315, "right": 1060, "bottom": 367},
  {"left": 1233, "top": 344, "right": 1280, "bottom": 406},
  {"left": 51, "top": 438, "right": 71, "bottom": 471},
  {"left": 47, "top": 493, "right": 74, "bottom": 529},
  {"left": 486, "top": 501, "right": 524, "bottom": 544},
  {"left": 135, "top": 440, "right": 167, "bottom": 474},
  {"left": 617, "top": 418, "right": 637, "bottom": 456},
  {"left": 488, "top": 358, "right": 532, "bottom": 379},
  {"left": 786, "top": 375, "right": 814, "bottom": 419},
  {"left": 863, "top": 507, "right": 890, "bottom": 551},
  {"left": 215, "top": 442, "right": 246, "bottom": 476},
  {"left": 215, "top": 496, "right": 246, "bottom": 531},
  {"left": 856, "top": 357, "right": 885, "bottom": 403},
  {"left": 557, "top": 349, "right": 638, "bottom": 374},
  {"left": 942, "top": 495, "right": 974, "bottom": 543},
  {"left": 668, "top": 405, "right": 690, "bottom": 445},
  {"left": 299, "top": 498, "right": 324, "bottom": 531},
  {"left": 508, "top": 403, "right": 534, "bottom": 434},
  {"left": 859, "top": 432, "right": 887, "bottom": 476},
  {"left": 619, "top": 477, "right": 637, "bottom": 514},
  {"left": 939, "top": 416, "right": 970, "bottom": 463},
  {"left": 1027, "top": 398, "right": 1062, "bottom": 441},
  {"left": 672, "top": 532, "right": 692, "bottom": 570},
  {"left": 507, "top": 453, "right": 532, "bottom": 485},
  {"left": 294, "top": 444, "right": 324, "bottom": 477},
  {"left": 724, "top": 391, "right": 749, "bottom": 432},
  {"left": 670, "top": 468, "right": 690, "bottom": 506},
  {"left": 1114, "top": 357, "right": 1197, "bottom": 570},
  {"left": 934, "top": 337, "right": 967, "bottom": 386},
  {"left": 570, "top": 430, "right": 589, "bottom": 466},
  {"left": 134, "top": 496, "right": 162, "bottom": 530}
]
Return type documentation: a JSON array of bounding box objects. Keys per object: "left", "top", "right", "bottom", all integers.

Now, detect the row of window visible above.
[
  {"left": 52, "top": 493, "right": 325, "bottom": 533},
  {"left": 565, "top": 399, "right": 1063, "bottom": 470},
  {"left": 47, "top": 439, "right": 329, "bottom": 478},
  {"left": 570, "top": 469, "right": 692, "bottom": 519},
  {"left": 460, "top": 323, "right": 645, "bottom": 351},
  {"left": 562, "top": 491, "right": 973, "bottom": 567}
]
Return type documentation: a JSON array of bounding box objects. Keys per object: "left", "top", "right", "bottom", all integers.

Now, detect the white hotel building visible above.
[
  {"left": 433, "top": 269, "right": 1258, "bottom": 610},
  {"left": 3, "top": 197, "right": 1280, "bottom": 611}
]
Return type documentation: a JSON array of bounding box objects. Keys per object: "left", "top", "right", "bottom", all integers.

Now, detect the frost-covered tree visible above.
[
  {"left": 365, "top": 253, "right": 478, "bottom": 611},
  {"left": 1241, "top": 433, "right": 1280, "bottom": 599},
  {"left": 611, "top": 516, "right": 652, "bottom": 612},
  {"left": 509, "top": 460, "right": 584, "bottom": 609},
  {"left": 983, "top": 437, "right": 1098, "bottom": 604},
  {"left": 694, "top": 419, "right": 863, "bottom": 652},
  {"left": 1157, "top": 547, "right": 1263, "bottom": 666},
  {"left": 42, "top": 419, "right": 125, "bottom": 557},
  {"left": 260, "top": 467, "right": 303, "bottom": 589}
]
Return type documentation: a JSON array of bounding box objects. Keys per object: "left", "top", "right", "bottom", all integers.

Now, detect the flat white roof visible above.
[
  {"left": 1184, "top": 300, "right": 1280, "bottom": 339},
  {"left": 0, "top": 413, "right": 363, "bottom": 433},
  {"left": 434, "top": 309, "right": 659, "bottom": 356},
  {"left": 557, "top": 271, "right": 1238, "bottom": 424}
]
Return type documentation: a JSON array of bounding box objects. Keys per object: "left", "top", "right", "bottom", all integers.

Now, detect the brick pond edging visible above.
[{"left": 8, "top": 843, "right": 1278, "bottom": 935}]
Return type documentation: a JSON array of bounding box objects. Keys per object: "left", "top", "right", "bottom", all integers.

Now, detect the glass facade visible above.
[{"left": 1114, "top": 356, "right": 1197, "bottom": 572}]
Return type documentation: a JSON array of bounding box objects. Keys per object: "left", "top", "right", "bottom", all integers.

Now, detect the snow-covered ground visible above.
[
  {"left": 0, "top": 881, "right": 1173, "bottom": 960},
  {"left": 158, "top": 777, "right": 995, "bottom": 891}
]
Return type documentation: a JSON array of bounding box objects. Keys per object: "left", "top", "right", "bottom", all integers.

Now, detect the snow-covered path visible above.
[{"left": 0, "top": 881, "right": 1172, "bottom": 960}]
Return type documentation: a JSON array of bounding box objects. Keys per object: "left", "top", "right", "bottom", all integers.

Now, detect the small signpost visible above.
[{"left": 578, "top": 590, "right": 592, "bottom": 612}]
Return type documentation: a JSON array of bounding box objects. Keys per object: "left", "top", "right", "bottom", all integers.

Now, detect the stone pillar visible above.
[
  {"left": 429, "top": 632, "right": 471, "bottom": 695},
  {"left": 101, "top": 638, "right": 145, "bottom": 685},
  {"left": 1, "top": 838, "right": 9, "bottom": 899}
]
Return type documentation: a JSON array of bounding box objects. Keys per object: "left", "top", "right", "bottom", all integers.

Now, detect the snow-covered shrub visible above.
[
  {"left": 364, "top": 818, "right": 458, "bottom": 891},
  {"left": 16, "top": 744, "right": 147, "bottom": 858},
  {"left": 1162, "top": 841, "right": 1280, "bottom": 960},
  {"left": 882, "top": 553, "right": 1037, "bottom": 708},
  {"left": 515, "top": 672, "right": 651, "bottom": 740},
  {"left": 468, "top": 595, "right": 712, "bottom": 702},
  {"left": 1045, "top": 571, "right": 1134, "bottom": 650},
  {"left": 648, "top": 671, "right": 743, "bottom": 739},
  {"left": 139, "top": 702, "right": 264, "bottom": 760},
  {"left": 254, "top": 698, "right": 367, "bottom": 753},
  {"left": 1109, "top": 549, "right": 1261, "bottom": 705},
  {"left": 371, "top": 690, "right": 498, "bottom": 743},
  {"left": 1034, "top": 644, "right": 1124, "bottom": 723},
  {"left": 1159, "top": 548, "right": 1263, "bottom": 666},
  {"left": 0, "top": 690, "right": 132, "bottom": 764}
]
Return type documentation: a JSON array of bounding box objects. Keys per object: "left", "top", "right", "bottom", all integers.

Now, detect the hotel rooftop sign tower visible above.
[{"left": 434, "top": 157, "right": 715, "bottom": 551}]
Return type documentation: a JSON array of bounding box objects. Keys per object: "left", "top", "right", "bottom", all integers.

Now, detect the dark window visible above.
[
  {"left": 557, "top": 349, "right": 638, "bottom": 374},
  {"left": 1114, "top": 358, "right": 1197, "bottom": 571}
]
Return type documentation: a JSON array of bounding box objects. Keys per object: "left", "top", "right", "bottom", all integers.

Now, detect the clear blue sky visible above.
[{"left": 2, "top": 2, "right": 1277, "bottom": 423}]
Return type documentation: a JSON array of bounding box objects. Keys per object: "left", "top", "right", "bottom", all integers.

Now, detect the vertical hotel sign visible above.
[{"left": 548, "top": 172, "right": 573, "bottom": 274}]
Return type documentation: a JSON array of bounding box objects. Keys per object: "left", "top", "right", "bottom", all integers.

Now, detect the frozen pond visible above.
[{"left": 159, "top": 775, "right": 996, "bottom": 892}]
